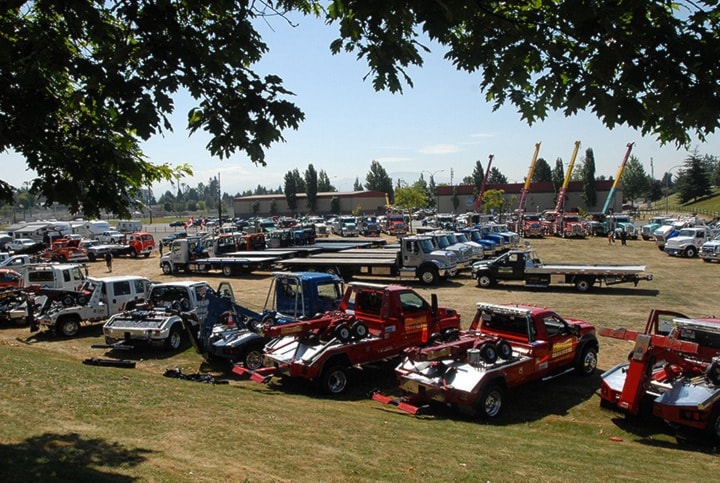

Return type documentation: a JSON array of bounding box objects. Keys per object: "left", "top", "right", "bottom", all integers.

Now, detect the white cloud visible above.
[{"left": 418, "top": 144, "right": 461, "bottom": 155}]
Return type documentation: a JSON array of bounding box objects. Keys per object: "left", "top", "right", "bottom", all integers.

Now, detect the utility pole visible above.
[{"left": 218, "top": 172, "right": 222, "bottom": 223}]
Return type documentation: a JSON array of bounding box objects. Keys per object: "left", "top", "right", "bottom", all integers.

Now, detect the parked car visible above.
[
  {"left": 169, "top": 220, "right": 186, "bottom": 227},
  {"left": 7, "top": 238, "right": 38, "bottom": 252},
  {"left": 161, "top": 232, "right": 188, "bottom": 246},
  {"left": 97, "top": 230, "right": 124, "bottom": 244},
  {"left": 0, "top": 269, "right": 23, "bottom": 290}
]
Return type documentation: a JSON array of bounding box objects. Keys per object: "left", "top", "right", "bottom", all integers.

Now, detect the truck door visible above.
[
  {"left": 539, "top": 313, "right": 577, "bottom": 372},
  {"left": 495, "top": 253, "right": 524, "bottom": 281},
  {"left": 397, "top": 290, "right": 431, "bottom": 345},
  {"left": 402, "top": 239, "right": 420, "bottom": 267}
]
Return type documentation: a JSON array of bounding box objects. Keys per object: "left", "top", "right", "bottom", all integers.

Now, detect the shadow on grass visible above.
[
  {"left": 19, "top": 322, "right": 105, "bottom": 343},
  {"left": 372, "top": 371, "right": 602, "bottom": 425},
  {"left": 0, "top": 432, "right": 153, "bottom": 482},
  {"left": 607, "top": 412, "right": 720, "bottom": 452},
  {"left": 475, "top": 284, "right": 660, "bottom": 297}
]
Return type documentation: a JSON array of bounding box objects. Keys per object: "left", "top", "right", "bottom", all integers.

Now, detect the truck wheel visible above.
[
  {"left": 477, "top": 384, "right": 504, "bottom": 418},
  {"left": 222, "top": 265, "right": 233, "bottom": 277},
  {"left": 62, "top": 295, "right": 75, "bottom": 306},
  {"left": 321, "top": 365, "right": 349, "bottom": 395},
  {"left": 441, "top": 328, "right": 460, "bottom": 342},
  {"left": 479, "top": 342, "right": 498, "bottom": 364},
  {"left": 351, "top": 320, "right": 368, "bottom": 340},
  {"left": 707, "top": 407, "right": 720, "bottom": 443},
  {"left": 241, "top": 346, "right": 264, "bottom": 371},
  {"left": 706, "top": 360, "right": 720, "bottom": 385},
  {"left": 575, "top": 346, "right": 598, "bottom": 376},
  {"left": 144, "top": 252, "right": 150, "bottom": 258},
  {"left": 684, "top": 246, "right": 697, "bottom": 258},
  {"left": 161, "top": 263, "right": 173, "bottom": 275},
  {"left": 88, "top": 253, "right": 96, "bottom": 262},
  {"left": 165, "top": 325, "right": 185, "bottom": 350},
  {"left": 477, "top": 274, "right": 494, "bottom": 288},
  {"left": 56, "top": 316, "right": 81, "bottom": 338},
  {"left": 418, "top": 266, "right": 439, "bottom": 286},
  {"left": 496, "top": 340, "right": 513, "bottom": 360},
  {"left": 334, "top": 323, "right": 351, "bottom": 343},
  {"left": 574, "top": 277, "right": 594, "bottom": 293},
  {"left": 130, "top": 248, "right": 138, "bottom": 258}
]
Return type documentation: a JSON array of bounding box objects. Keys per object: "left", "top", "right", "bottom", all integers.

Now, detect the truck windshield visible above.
[
  {"left": 435, "top": 236, "right": 450, "bottom": 249},
  {"left": 418, "top": 239, "right": 435, "bottom": 253}
]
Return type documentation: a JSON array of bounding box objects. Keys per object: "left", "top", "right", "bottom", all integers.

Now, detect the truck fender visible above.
[{"left": 574, "top": 335, "right": 599, "bottom": 375}]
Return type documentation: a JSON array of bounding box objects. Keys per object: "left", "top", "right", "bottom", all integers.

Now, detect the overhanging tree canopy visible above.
[{"left": 2, "top": 1, "right": 719, "bottom": 216}]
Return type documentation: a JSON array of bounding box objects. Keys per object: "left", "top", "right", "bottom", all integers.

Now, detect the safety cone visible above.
[{"left": 226, "top": 311, "right": 236, "bottom": 327}]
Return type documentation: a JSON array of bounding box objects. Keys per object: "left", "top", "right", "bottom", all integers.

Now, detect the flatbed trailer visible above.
[
  {"left": 187, "top": 256, "right": 279, "bottom": 276},
  {"left": 275, "top": 236, "right": 459, "bottom": 285}
]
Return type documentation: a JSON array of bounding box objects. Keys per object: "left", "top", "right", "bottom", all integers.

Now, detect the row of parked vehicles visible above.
[
  {"left": 11, "top": 261, "right": 715, "bottom": 443},
  {"left": 640, "top": 215, "right": 720, "bottom": 260}
]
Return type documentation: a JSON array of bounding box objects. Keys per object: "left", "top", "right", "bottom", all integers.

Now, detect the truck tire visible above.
[
  {"left": 706, "top": 407, "right": 720, "bottom": 443},
  {"left": 161, "top": 262, "right": 173, "bottom": 275},
  {"left": 418, "top": 266, "right": 439, "bottom": 286},
  {"left": 56, "top": 316, "right": 81, "bottom": 338},
  {"left": 130, "top": 248, "right": 138, "bottom": 258},
  {"left": 575, "top": 345, "right": 598, "bottom": 376},
  {"left": 320, "top": 365, "right": 349, "bottom": 395},
  {"left": 476, "top": 274, "right": 494, "bottom": 288},
  {"left": 706, "top": 360, "right": 720, "bottom": 386},
  {"left": 351, "top": 320, "right": 368, "bottom": 340},
  {"left": 88, "top": 252, "right": 96, "bottom": 262},
  {"left": 684, "top": 246, "right": 697, "bottom": 258},
  {"left": 165, "top": 324, "right": 185, "bottom": 351},
  {"left": 334, "top": 323, "right": 351, "bottom": 343},
  {"left": 241, "top": 345, "right": 264, "bottom": 371},
  {"left": 574, "top": 277, "right": 594, "bottom": 293},
  {"left": 479, "top": 342, "right": 498, "bottom": 364},
  {"left": 144, "top": 252, "right": 150, "bottom": 258},
  {"left": 496, "top": 339, "right": 513, "bottom": 360},
  {"left": 477, "top": 383, "right": 504, "bottom": 419},
  {"left": 222, "top": 265, "right": 233, "bottom": 277}
]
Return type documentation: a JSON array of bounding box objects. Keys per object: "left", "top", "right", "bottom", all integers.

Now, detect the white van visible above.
[{"left": 116, "top": 220, "right": 143, "bottom": 233}]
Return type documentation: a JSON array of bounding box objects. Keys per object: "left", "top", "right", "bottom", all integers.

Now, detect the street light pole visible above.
[{"left": 422, "top": 169, "right": 444, "bottom": 212}]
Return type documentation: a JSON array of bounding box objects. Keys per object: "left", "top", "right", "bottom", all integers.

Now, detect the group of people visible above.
[{"left": 608, "top": 229, "right": 628, "bottom": 246}]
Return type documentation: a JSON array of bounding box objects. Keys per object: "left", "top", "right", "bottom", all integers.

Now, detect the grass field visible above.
[{"left": 1, "top": 229, "right": 719, "bottom": 482}]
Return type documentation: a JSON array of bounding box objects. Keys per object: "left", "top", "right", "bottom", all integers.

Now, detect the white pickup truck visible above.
[
  {"left": 34, "top": 275, "right": 150, "bottom": 337},
  {"left": 101, "top": 281, "right": 233, "bottom": 351}
]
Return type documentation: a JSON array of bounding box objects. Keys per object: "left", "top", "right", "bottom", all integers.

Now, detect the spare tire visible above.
[{"left": 479, "top": 342, "right": 498, "bottom": 364}]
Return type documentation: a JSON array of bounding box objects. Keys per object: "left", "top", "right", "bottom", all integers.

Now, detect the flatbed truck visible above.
[
  {"left": 160, "top": 239, "right": 279, "bottom": 276},
  {"left": 472, "top": 248, "right": 652, "bottom": 292}
]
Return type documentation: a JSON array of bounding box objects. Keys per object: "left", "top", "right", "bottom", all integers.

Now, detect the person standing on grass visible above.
[{"left": 105, "top": 251, "right": 113, "bottom": 272}]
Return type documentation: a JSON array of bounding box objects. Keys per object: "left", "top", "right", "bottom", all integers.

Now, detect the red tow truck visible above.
[
  {"left": 599, "top": 310, "right": 720, "bottom": 442},
  {"left": 233, "top": 282, "right": 462, "bottom": 394},
  {"left": 373, "top": 303, "right": 599, "bottom": 418}
]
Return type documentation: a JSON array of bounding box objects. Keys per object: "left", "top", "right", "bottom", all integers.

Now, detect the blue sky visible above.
[{"left": 5, "top": 12, "right": 718, "bottom": 197}]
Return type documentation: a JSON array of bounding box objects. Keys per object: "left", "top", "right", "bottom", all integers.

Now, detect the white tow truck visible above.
[{"left": 34, "top": 275, "right": 150, "bottom": 337}]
